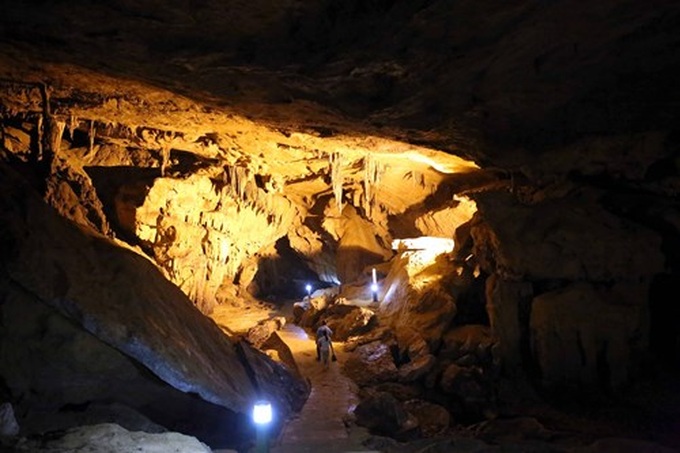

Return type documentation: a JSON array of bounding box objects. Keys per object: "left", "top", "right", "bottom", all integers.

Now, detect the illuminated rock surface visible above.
[{"left": 1, "top": 0, "right": 679, "bottom": 451}]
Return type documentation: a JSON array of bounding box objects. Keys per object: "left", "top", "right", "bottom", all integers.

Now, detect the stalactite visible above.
[
  {"left": 36, "top": 115, "right": 43, "bottom": 162},
  {"left": 228, "top": 165, "right": 236, "bottom": 198},
  {"left": 363, "top": 154, "right": 380, "bottom": 220},
  {"left": 68, "top": 115, "right": 77, "bottom": 140},
  {"left": 330, "top": 152, "right": 343, "bottom": 214},
  {"left": 246, "top": 180, "right": 257, "bottom": 205},
  {"left": 38, "top": 83, "right": 52, "bottom": 166},
  {"left": 53, "top": 120, "right": 66, "bottom": 159},
  {"left": 237, "top": 166, "right": 247, "bottom": 201},
  {"left": 89, "top": 120, "right": 95, "bottom": 155}
]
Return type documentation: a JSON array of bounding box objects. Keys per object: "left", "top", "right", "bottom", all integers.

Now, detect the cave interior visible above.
[{"left": 1, "top": 1, "right": 680, "bottom": 452}]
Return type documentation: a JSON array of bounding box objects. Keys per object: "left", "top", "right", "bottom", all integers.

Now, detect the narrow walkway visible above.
[{"left": 270, "top": 323, "right": 376, "bottom": 453}]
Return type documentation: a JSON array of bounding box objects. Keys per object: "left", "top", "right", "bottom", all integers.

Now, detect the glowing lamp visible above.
[
  {"left": 252, "top": 401, "right": 272, "bottom": 425},
  {"left": 371, "top": 283, "right": 378, "bottom": 292}
]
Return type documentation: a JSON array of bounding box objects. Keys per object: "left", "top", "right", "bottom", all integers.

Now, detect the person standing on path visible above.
[
  {"left": 315, "top": 320, "right": 333, "bottom": 361},
  {"left": 317, "top": 331, "right": 334, "bottom": 369}
]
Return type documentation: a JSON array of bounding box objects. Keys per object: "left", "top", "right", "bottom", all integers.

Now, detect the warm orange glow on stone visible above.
[{"left": 391, "top": 237, "right": 456, "bottom": 275}]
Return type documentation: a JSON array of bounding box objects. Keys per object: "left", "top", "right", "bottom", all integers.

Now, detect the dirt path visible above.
[
  {"left": 270, "top": 323, "right": 375, "bottom": 452},
  {"left": 211, "top": 301, "right": 376, "bottom": 452}
]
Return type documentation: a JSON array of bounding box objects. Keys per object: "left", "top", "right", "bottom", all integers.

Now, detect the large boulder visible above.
[
  {"left": 402, "top": 399, "right": 451, "bottom": 437},
  {"left": 378, "top": 253, "right": 461, "bottom": 348},
  {"left": 439, "top": 324, "right": 496, "bottom": 367},
  {"left": 343, "top": 341, "right": 399, "bottom": 386},
  {"left": 322, "top": 300, "right": 377, "bottom": 341},
  {"left": 0, "top": 163, "right": 308, "bottom": 448},
  {"left": 353, "top": 391, "right": 418, "bottom": 440}
]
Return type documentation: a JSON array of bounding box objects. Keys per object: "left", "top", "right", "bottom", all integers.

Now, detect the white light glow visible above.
[
  {"left": 391, "top": 237, "right": 456, "bottom": 274},
  {"left": 253, "top": 402, "right": 272, "bottom": 425},
  {"left": 371, "top": 283, "right": 378, "bottom": 292},
  {"left": 391, "top": 237, "right": 455, "bottom": 253}
]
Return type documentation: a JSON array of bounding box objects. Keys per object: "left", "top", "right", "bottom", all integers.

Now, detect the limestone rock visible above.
[
  {"left": 440, "top": 324, "right": 496, "bottom": 366},
  {"left": 334, "top": 204, "right": 390, "bottom": 284},
  {"left": 398, "top": 354, "right": 436, "bottom": 383},
  {"left": 439, "top": 363, "right": 496, "bottom": 420},
  {"left": 485, "top": 275, "right": 534, "bottom": 373},
  {"left": 470, "top": 190, "right": 665, "bottom": 282},
  {"left": 378, "top": 253, "right": 460, "bottom": 348},
  {"left": 0, "top": 403, "right": 19, "bottom": 438},
  {"left": 372, "top": 382, "right": 424, "bottom": 402},
  {"left": 261, "top": 331, "right": 304, "bottom": 380},
  {"left": 246, "top": 316, "right": 286, "bottom": 349},
  {"left": 129, "top": 173, "right": 297, "bottom": 313},
  {"left": 44, "top": 158, "right": 112, "bottom": 236},
  {"left": 323, "top": 301, "right": 377, "bottom": 341},
  {"left": 343, "top": 341, "right": 399, "bottom": 386},
  {"left": 353, "top": 392, "right": 418, "bottom": 440},
  {"left": 0, "top": 163, "right": 307, "bottom": 447},
  {"left": 531, "top": 282, "right": 648, "bottom": 391},
  {"left": 16, "top": 423, "right": 213, "bottom": 453},
  {"left": 394, "top": 327, "right": 431, "bottom": 361},
  {"left": 402, "top": 399, "right": 451, "bottom": 437}
]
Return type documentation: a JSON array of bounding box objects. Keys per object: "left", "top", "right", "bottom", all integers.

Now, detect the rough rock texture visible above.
[
  {"left": 1, "top": 0, "right": 680, "bottom": 450},
  {"left": 531, "top": 283, "right": 647, "bottom": 391},
  {"left": 378, "top": 252, "right": 460, "bottom": 347},
  {"left": 0, "top": 162, "right": 307, "bottom": 448},
  {"left": 15, "top": 423, "right": 213, "bottom": 453}
]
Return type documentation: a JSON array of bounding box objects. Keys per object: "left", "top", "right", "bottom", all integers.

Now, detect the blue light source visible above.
[
  {"left": 305, "top": 284, "right": 312, "bottom": 300},
  {"left": 252, "top": 400, "right": 272, "bottom": 453},
  {"left": 371, "top": 268, "right": 379, "bottom": 302},
  {"left": 252, "top": 401, "right": 272, "bottom": 425}
]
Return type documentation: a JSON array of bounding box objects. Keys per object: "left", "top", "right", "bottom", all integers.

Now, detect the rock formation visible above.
[{"left": 0, "top": 0, "right": 679, "bottom": 451}]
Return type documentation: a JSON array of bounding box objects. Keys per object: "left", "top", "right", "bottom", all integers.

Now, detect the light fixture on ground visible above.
[
  {"left": 252, "top": 400, "right": 272, "bottom": 453},
  {"left": 305, "top": 283, "right": 312, "bottom": 301},
  {"left": 371, "top": 268, "right": 378, "bottom": 302}
]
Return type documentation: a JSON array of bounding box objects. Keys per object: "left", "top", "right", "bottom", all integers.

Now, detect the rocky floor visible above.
[{"left": 212, "top": 300, "right": 680, "bottom": 453}]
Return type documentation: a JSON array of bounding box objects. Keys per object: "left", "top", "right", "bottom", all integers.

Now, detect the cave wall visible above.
[
  {"left": 0, "top": 161, "right": 309, "bottom": 447},
  {"left": 0, "top": 0, "right": 679, "bottom": 435}
]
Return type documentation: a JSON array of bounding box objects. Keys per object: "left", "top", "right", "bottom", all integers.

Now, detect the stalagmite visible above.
[
  {"left": 68, "top": 115, "right": 77, "bottom": 140},
  {"left": 161, "top": 143, "right": 170, "bottom": 176}
]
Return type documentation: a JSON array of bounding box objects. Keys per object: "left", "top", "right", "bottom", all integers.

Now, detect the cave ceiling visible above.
[
  {"left": 1, "top": 0, "right": 679, "bottom": 300},
  {"left": 3, "top": 1, "right": 678, "bottom": 167}
]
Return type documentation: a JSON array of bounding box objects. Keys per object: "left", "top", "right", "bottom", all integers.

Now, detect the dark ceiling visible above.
[{"left": 3, "top": 0, "right": 679, "bottom": 172}]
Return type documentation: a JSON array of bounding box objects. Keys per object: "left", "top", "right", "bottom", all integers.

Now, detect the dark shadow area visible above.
[
  {"left": 139, "top": 388, "right": 253, "bottom": 451},
  {"left": 249, "top": 236, "right": 329, "bottom": 301},
  {"left": 649, "top": 272, "right": 680, "bottom": 372},
  {"left": 85, "top": 165, "right": 160, "bottom": 244}
]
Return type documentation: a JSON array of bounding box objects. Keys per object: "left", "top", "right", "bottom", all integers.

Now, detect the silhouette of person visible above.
[
  {"left": 315, "top": 320, "right": 333, "bottom": 361},
  {"left": 317, "top": 332, "right": 333, "bottom": 369}
]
